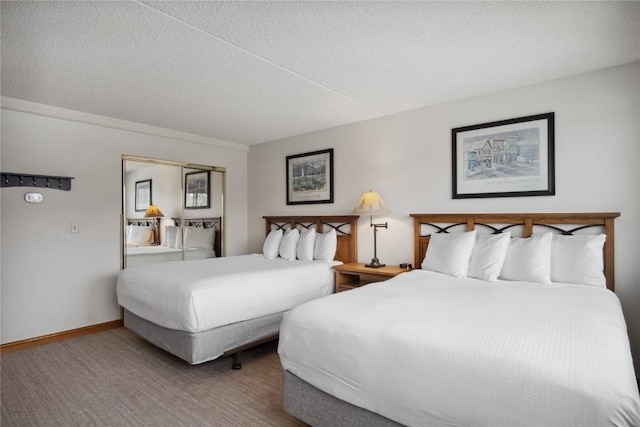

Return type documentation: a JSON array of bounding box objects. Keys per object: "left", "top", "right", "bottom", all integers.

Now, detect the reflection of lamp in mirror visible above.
[
  {"left": 144, "top": 205, "right": 164, "bottom": 245},
  {"left": 144, "top": 204, "right": 164, "bottom": 218},
  {"left": 352, "top": 190, "right": 390, "bottom": 268}
]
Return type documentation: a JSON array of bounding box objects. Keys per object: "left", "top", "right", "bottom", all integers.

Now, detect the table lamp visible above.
[{"left": 353, "top": 190, "right": 390, "bottom": 268}]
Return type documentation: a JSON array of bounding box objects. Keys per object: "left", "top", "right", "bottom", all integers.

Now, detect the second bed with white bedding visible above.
[
  {"left": 279, "top": 269, "right": 640, "bottom": 427},
  {"left": 118, "top": 254, "right": 338, "bottom": 333}
]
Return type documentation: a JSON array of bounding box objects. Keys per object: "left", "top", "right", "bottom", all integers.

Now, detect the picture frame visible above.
[
  {"left": 286, "top": 148, "right": 334, "bottom": 205},
  {"left": 134, "top": 179, "right": 152, "bottom": 212},
  {"left": 184, "top": 170, "right": 210, "bottom": 209},
  {"left": 452, "top": 112, "right": 555, "bottom": 199}
]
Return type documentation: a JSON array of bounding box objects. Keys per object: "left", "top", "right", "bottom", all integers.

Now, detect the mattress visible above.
[
  {"left": 278, "top": 269, "right": 640, "bottom": 427},
  {"left": 125, "top": 245, "right": 216, "bottom": 267},
  {"left": 117, "top": 254, "right": 338, "bottom": 333}
]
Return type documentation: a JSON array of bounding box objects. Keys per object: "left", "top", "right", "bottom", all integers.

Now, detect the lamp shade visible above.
[
  {"left": 352, "top": 191, "right": 390, "bottom": 216},
  {"left": 144, "top": 204, "right": 164, "bottom": 218}
]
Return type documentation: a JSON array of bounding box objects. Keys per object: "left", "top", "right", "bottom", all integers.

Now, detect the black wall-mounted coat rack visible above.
[{"left": 1, "top": 172, "right": 74, "bottom": 191}]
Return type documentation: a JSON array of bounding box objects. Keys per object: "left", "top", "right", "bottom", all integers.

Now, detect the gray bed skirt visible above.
[
  {"left": 123, "top": 309, "right": 282, "bottom": 365},
  {"left": 283, "top": 370, "right": 403, "bottom": 427}
]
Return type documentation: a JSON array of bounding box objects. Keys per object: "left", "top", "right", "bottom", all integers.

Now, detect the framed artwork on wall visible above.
[
  {"left": 286, "top": 148, "right": 334, "bottom": 205},
  {"left": 452, "top": 112, "right": 555, "bottom": 199},
  {"left": 134, "top": 179, "right": 152, "bottom": 212},
  {"left": 184, "top": 170, "right": 210, "bottom": 209}
]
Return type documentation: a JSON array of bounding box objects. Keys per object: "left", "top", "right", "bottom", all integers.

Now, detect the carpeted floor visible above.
[{"left": 1, "top": 327, "right": 307, "bottom": 426}]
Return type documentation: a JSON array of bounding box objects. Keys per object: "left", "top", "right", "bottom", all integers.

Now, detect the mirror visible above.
[{"left": 122, "top": 156, "right": 225, "bottom": 269}]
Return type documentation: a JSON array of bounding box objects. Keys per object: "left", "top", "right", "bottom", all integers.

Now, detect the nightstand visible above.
[{"left": 333, "top": 262, "right": 410, "bottom": 292}]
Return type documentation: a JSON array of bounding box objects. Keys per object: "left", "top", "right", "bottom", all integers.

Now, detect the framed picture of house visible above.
[
  {"left": 286, "top": 149, "right": 334, "bottom": 205},
  {"left": 452, "top": 113, "right": 555, "bottom": 199},
  {"left": 134, "top": 179, "right": 152, "bottom": 212},
  {"left": 184, "top": 171, "right": 210, "bottom": 209}
]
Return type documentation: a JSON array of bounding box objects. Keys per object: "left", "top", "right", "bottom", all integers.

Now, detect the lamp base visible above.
[{"left": 365, "top": 259, "right": 385, "bottom": 268}]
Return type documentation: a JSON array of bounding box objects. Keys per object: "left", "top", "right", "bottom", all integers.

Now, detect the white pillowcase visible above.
[
  {"left": 183, "top": 227, "right": 215, "bottom": 250},
  {"left": 467, "top": 232, "right": 511, "bottom": 281},
  {"left": 500, "top": 233, "right": 552, "bottom": 283},
  {"left": 314, "top": 228, "right": 337, "bottom": 261},
  {"left": 279, "top": 228, "right": 300, "bottom": 261},
  {"left": 422, "top": 231, "right": 477, "bottom": 278},
  {"left": 162, "top": 225, "right": 179, "bottom": 248},
  {"left": 127, "top": 225, "right": 154, "bottom": 244},
  {"left": 551, "top": 234, "right": 606, "bottom": 287},
  {"left": 296, "top": 228, "right": 316, "bottom": 261},
  {"left": 263, "top": 229, "right": 283, "bottom": 259}
]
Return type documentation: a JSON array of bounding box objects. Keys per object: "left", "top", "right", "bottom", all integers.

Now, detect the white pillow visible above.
[
  {"left": 175, "top": 229, "right": 184, "bottom": 248},
  {"left": 279, "top": 228, "right": 300, "bottom": 261},
  {"left": 162, "top": 225, "right": 178, "bottom": 248},
  {"left": 551, "top": 234, "right": 606, "bottom": 287},
  {"left": 468, "top": 232, "right": 511, "bottom": 281},
  {"left": 263, "top": 229, "right": 283, "bottom": 259},
  {"left": 127, "top": 225, "right": 154, "bottom": 244},
  {"left": 184, "top": 227, "right": 215, "bottom": 250},
  {"left": 314, "top": 228, "right": 337, "bottom": 261},
  {"left": 422, "top": 231, "right": 477, "bottom": 278},
  {"left": 500, "top": 233, "right": 552, "bottom": 283},
  {"left": 296, "top": 228, "right": 316, "bottom": 261}
]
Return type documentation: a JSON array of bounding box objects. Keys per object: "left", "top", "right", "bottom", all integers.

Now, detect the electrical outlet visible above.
[{"left": 71, "top": 222, "right": 79, "bottom": 234}]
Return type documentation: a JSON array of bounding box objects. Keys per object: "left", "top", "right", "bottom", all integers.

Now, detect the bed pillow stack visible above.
[
  {"left": 313, "top": 229, "right": 337, "bottom": 261},
  {"left": 499, "top": 233, "right": 553, "bottom": 283},
  {"left": 127, "top": 225, "right": 155, "bottom": 244},
  {"left": 162, "top": 225, "right": 179, "bottom": 248},
  {"left": 163, "top": 225, "right": 215, "bottom": 252},
  {"left": 296, "top": 228, "right": 317, "bottom": 261},
  {"left": 262, "top": 227, "right": 337, "bottom": 261},
  {"left": 421, "top": 231, "right": 606, "bottom": 287},
  {"left": 183, "top": 227, "right": 216, "bottom": 250},
  {"left": 422, "top": 231, "right": 477, "bottom": 278},
  {"left": 550, "top": 234, "right": 606, "bottom": 287},
  {"left": 468, "top": 232, "right": 511, "bottom": 281},
  {"left": 263, "top": 229, "right": 283, "bottom": 259},
  {"left": 279, "top": 228, "right": 300, "bottom": 261}
]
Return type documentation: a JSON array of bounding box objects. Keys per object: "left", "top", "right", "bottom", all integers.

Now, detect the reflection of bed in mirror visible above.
[
  {"left": 117, "top": 215, "right": 358, "bottom": 369},
  {"left": 125, "top": 217, "right": 221, "bottom": 267}
]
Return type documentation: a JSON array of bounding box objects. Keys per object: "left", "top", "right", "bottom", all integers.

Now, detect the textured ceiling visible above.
[{"left": 2, "top": 1, "right": 638, "bottom": 146}]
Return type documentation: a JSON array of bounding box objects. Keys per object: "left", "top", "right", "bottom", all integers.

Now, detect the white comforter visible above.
[
  {"left": 278, "top": 269, "right": 640, "bottom": 427},
  {"left": 117, "top": 254, "right": 337, "bottom": 333}
]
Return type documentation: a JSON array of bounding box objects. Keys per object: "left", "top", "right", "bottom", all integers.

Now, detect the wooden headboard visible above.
[
  {"left": 174, "top": 217, "right": 222, "bottom": 257},
  {"left": 410, "top": 212, "right": 620, "bottom": 291},
  {"left": 263, "top": 215, "right": 358, "bottom": 264}
]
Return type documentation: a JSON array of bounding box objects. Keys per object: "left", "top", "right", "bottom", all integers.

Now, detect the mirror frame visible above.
[{"left": 121, "top": 155, "right": 226, "bottom": 269}]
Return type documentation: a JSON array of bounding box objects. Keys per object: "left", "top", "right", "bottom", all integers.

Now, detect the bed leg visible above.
[{"left": 231, "top": 352, "right": 242, "bottom": 370}]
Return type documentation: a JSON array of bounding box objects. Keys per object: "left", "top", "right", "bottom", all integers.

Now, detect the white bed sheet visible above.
[
  {"left": 117, "top": 254, "right": 338, "bottom": 333},
  {"left": 278, "top": 269, "right": 640, "bottom": 427},
  {"left": 126, "top": 245, "right": 216, "bottom": 267}
]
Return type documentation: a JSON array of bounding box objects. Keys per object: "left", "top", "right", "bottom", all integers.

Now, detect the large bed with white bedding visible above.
[
  {"left": 278, "top": 212, "right": 640, "bottom": 427},
  {"left": 117, "top": 215, "right": 358, "bottom": 366}
]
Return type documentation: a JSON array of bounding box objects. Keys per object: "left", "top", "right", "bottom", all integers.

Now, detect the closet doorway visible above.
[{"left": 121, "top": 155, "right": 225, "bottom": 269}]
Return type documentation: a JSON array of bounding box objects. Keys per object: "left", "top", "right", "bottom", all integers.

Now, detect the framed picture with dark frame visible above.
[
  {"left": 286, "top": 148, "right": 334, "bottom": 205},
  {"left": 134, "top": 179, "right": 152, "bottom": 212},
  {"left": 184, "top": 170, "right": 210, "bottom": 209},
  {"left": 452, "top": 112, "right": 555, "bottom": 199}
]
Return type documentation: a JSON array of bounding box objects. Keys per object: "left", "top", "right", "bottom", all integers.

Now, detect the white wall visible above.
[
  {"left": 1, "top": 106, "right": 248, "bottom": 344},
  {"left": 248, "top": 63, "right": 640, "bottom": 370},
  {"left": 125, "top": 163, "right": 182, "bottom": 220}
]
